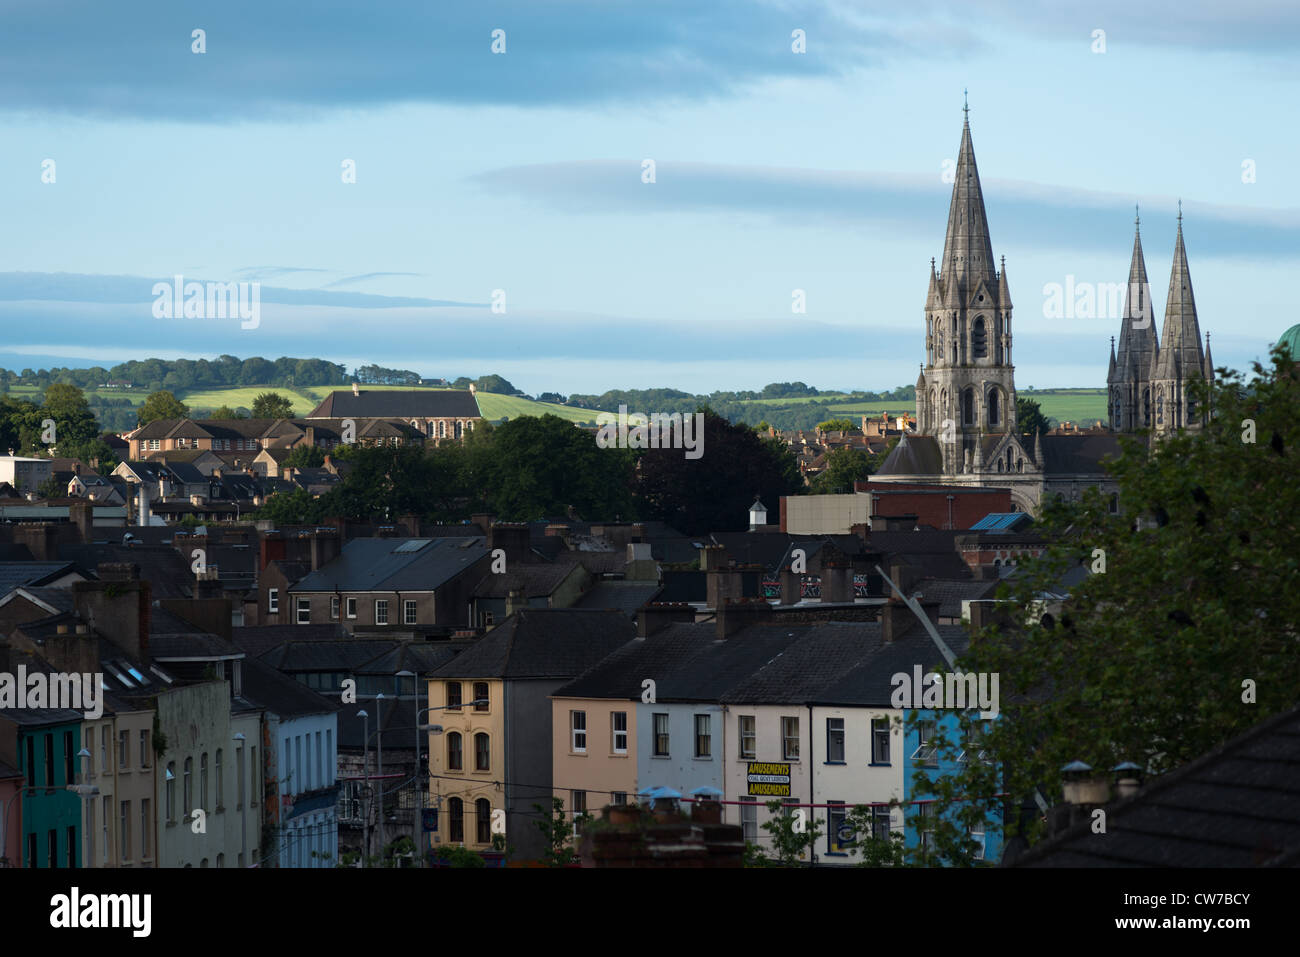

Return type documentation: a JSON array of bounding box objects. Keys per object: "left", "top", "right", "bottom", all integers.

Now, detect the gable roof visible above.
[
  {"left": 290, "top": 537, "right": 487, "bottom": 593},
  {"left": 239, "top": 656, "right": 341, "bottom": 719},
  {"left": 0, "top": 562, "right": 83, "bottom": 591},
  {"left": 307, "top": 389, "right": 481, "bottom": 419},
  {"left": 431, "top": 608, "right": 634, "bottom": 680}
]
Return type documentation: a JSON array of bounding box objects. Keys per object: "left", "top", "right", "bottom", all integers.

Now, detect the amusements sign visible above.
[{"left": 747, "top": 762, "right": 792, "bottom": 797}]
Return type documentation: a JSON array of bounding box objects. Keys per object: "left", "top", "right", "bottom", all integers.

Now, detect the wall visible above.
[
  {"left": 780, "top": 493, "right": 872, "bottom": 535},
  {"left": 428, "top": 677, "right": 507, "bottom": 858},
  {"left": 635, "top": 702, "right": 725, "bottom": 800},
  {"left": 809, "top": 705, "right": 905, "bottom": 865},
  {"left": 551, "top": 696, "right": 637, "bottom": 828},
  {"left": 719, "top": 704, "right": 812, "bottom": 860},
  {"left": 276, "top": 711, "right": 337, "bottom": 868},
  {"left": 18, "top": 720, "right": 82, "bottom": 867}
]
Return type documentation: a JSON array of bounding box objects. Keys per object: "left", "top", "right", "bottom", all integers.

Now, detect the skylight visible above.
[{"left": 393, "top": 539, "right": 433, "bottom": 553}]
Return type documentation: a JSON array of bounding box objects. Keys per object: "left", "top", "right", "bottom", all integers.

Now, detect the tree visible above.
[
  {"left": 816, "top": 418, "right": 857, "bottom": 433},
  {"left": 533, "top": 797, "right": 589, "bottom": 866},
  {"left": 928, "top": 348, "right": 1300, "bottom": 861},
  {"left": 210, "top": 404, "right": 245, "bottom": 420},
  {"left": 746, "top": 799, "right": 823, "bottom": 866},
  {"left": 284, "top": 444, "right": 326, "bottom": 468},
  {"left": 842, "top": 804, "right": 907, "bottom": 867},
  {"left": 809, "top": 445, "right": 874, "bottom": 494},
  {"left": 1015, "top": 396, "right": 1051, "bottom": 436},
  {"left": 40, "top": 383, "right": 99, "bottom": 454},
  {"left": 256, "top": 488, "right": 323, "bottom": 525},
  {"left": 636, "top": 409, "right": 803, "bottom": 534},
  {"left": 136, "top": 390, "right": 189, "bottom": 427},
  {"left": 251, "top": 392, "right": 295, "bottom": 419}
]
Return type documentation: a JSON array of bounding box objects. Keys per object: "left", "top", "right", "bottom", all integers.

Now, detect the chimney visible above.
[
  {"left": 636, "top": 603, "right": 695, "bottom": 637},
  {"left": 309, "top": 528, "right": 341, "bottom": 571},
  {"left": 823, "top": 562, "right": 854, "bottom": 603},
  {"left": 715, "top": 597, "right": 772, "bottom": 639},
  {"left": 706, "top": 564, "right": 742, "bottom": 611},
  {"left": 880, "top": 598, "right": 911, "bottom": 643},
  {"left": 73, "top": 575, "right": 150, "bottom": 665},
  {"left": 699, "top": 545, "right": 728, "bottom": 572},
  {"left": 471, "top": 512, "right": 494, "bottom": 536},
  {"left": 506, "top": 587, "right": 526, "bottom": 618},
  {"left": 487, "top": 523, "right": 530, "bottom": 566},
  {"left": 779, "top": 568, "right": 800, "bottom": 605}
]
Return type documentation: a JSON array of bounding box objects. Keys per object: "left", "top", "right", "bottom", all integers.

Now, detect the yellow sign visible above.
[{"left": 747, "top": 762, "right": 791, "bottom": 797}]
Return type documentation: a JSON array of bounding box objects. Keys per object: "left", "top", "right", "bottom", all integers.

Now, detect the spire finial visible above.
[
  {"left": 962, "top": 88, "right": 969, "bottom": 123},
  {"left": 1177, "top": 198, "right": 1182, "bottom": 226},
  {"left": 1135, "top": 203, "right": 1140, "bottom": 230}
]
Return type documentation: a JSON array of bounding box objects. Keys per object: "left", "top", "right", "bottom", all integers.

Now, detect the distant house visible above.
[{"left": 306, "top": 387, "right": 481, "bottom": 442}]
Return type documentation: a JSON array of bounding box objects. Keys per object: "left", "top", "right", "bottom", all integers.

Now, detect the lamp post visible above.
[
  {"left": 357, "top": 709, "right": 369, "bottom": 867},
  {"left": 67, "top": 748, "right": 98, "bottom": 869},
  {"left": 233, "top": 733, "right": 247, "bottom": 868},
  {"left": 375, "top": 694, "right": 384, "bottom": 855}
]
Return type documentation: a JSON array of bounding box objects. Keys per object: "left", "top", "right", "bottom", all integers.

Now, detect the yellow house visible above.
[
  {"left": 427, "top": 677, "right": 504, "bottom": 853},
  {"left": 550, "top": 696, "right": 637, "bottom": 829}
]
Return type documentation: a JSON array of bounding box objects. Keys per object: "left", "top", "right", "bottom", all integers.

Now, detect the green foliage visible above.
[
  {"left": 251, "top": 391, "right": 295, "bottom": 419},
  {"left": 816, "top": 418, "right": 857, "bottom": 432},
  {"left": 284, "top": 444, "right": 327, "bottom": 468},
  {"left": 809, "top": 445, "right": 874, "bottom": 494},
  {"left": 137, "top": 390, "right": 190, "bottom": 426},
  {"left": 750, "top": 799, "right": 823, "bottom": 866},
  {"left": 931, "top": 349, "right": 1300, "bottom": 860},
  {"left": 636, "top": 408, "right": 803, "bottom": 534},
  {"left": 256, "top": 487, "right": 324, "bottom": 525},
  {"left": 432, "top": 843, "right": 487, "bottom": 868},
  {"left": 210, "top": 404, "right": 244, "bottom": 419},
  {"left": 40, "top": 383, "right": 100, "bottom": 454},
  {"left": 1015, "top": 397, "right": 1052, "bottom": 436},
  {"left": 842, "top": 805, "right": 908, "bottom": 867},
  {"left": 533, "top": 797, "right": 588, "bottom": 866}
]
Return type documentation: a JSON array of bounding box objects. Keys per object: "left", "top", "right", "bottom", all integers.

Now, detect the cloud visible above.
[
  {"left": 235, "top": 266, "right": 333, "bottom": 281},
  {"left": 322, "top": 272, "right": 425, "bottom": 288},
  {"left": 470, "top": 160, "right": 1300, "bottom": 258}
]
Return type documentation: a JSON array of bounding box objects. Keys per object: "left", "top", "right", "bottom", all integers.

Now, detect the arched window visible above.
[
  {"left": 1187, "top": 396, "right": 1196, "bottom": 420},
  {"left": 1016, "top": 459, "right": 1024, "bottom": 473},
  {"left": 988, "top": 389, "right": 1000, "bottom": 426},
  {"left": 183, "top": 758, "right": 193, "bottom": 816},
  {"left": 446, "top": 732, "right": 463, "bottom": 771},
  {"left": 996, "top": 461, "right": 1003, "bottom": 473},
  {"left": 972, "top": 317, "right": 988, "bottom": 358},
  {"left": 166, "top": 762, "right": 176, "bottom": 821},
  {"left": 449, "top": 797, "right": 464, "bottom": 842},
  {"left": 1040, "top": 613, "right": 1055, "bottom": 630},
  {"left": 1143, "top": 388, "right": 1151, "bottom": 427},
  {"left": 200, "top": 753, "right": 208, "bottom": 810},
  {"left": 438, "top": 421, "right": 447, "bottom": 438},
  {"left": 474, "top": 733, "right": 490, "bottom": 771},
  {"left": 1156, "top": 393, "right": 1164, "bottom": 425},
  {"left": 1005, "top": 448, "right": 1012, "bottom": 472},
  {"left": 961, "top": 388, "right": 975, "bottom": 425},
  {"left": 455, "top": 421, "right": 463, "bottom": 439},
  {"left": 475, "top": 798, "right": 492, "bottom": 844}
]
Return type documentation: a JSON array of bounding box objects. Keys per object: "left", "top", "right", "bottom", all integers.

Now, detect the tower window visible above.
[
  {"left": 988, "top": 389, "right": 1000, "bottom": 426},
  {"left": 961, "top": 388, "right": 975, "bottom": 426},
  {"left": 972, "top": 317, "right": 988, "bottom": 359}
]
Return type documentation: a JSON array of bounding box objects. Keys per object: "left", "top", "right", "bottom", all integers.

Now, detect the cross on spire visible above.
[
  {"left": 1135, "top": 203, "right": 1140, "bottom": 229},
  {"left": 962, "top": 88, "right": 969, "bottom": 122},
  {"left": 1177, "top": 198, "right": 1182, "bottom": 225}
]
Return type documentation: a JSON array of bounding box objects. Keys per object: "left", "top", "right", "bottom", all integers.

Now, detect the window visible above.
[
  {"left": 100, "top": 726, "right": 108, "bottom": 772},
  {"left": 473, "top": 683, "right": 489, "bottom": 711},
  {"left": 826, "top": 718, "right": 845, "bottom": 763},
  {"left": 404, "top": 600, "right": 418, "bottom": 625},
  {"left": 45, "top": 733, "right": 55, "bottom": 786},
  {"left": 140, "top": 730, "right": 151, "bottom": 768},
  {"left": 611, "top": 792, "right": 627, "bottom": 806},
  {"left": 166, "top": 762, "right": 176, "bottom": 822},
  {"left": 67, "top": 826, "right": 76, "bottom": 868},
  {"left": 250, "top": 747, "right": 257, "bottom": 805},
  {"left": 694, "top": 714, "right": 711, "bottom": 758},
  {"left": 101, "top": 796, "right": 110, "bottom": 863},
  {"left": 611, "top": 711, "right": 627, "bottom": 753},
  {"left": 970, "top": 822, "right": 986, "bottom": 861},
  {"left": 448, "top": 798, "right": 464, "bottom": 842},
  {"left": 374, "top": 600, "right": 388, "bottom": 625},
  {"left": 652, "top": 713, "right": 669, "bottom": 756},
  {"left": 475, "top": 798, "right": 492, "bottom": 844},
  {"left": 917, "top": 802, "right": 934, "bottom": 852},
  {"left": 781, "top": 716, "right": 800, "bottom": 760},
  {"left": 571, "top": 790, "right": 587, "bottom": 837},
  {"left": 446, "top": 733, "right": 463, "bottom": 771},
  {"left": 119, "top": 730, "right": 129, "bottom": 768},
  {"left": 446, "top": 682, "right": 462, "bottom": 710},
  {"left": 183, "top": 758, "right": 193, "bottom": 818},
  {"left": 268, "top": 588, "right": 279, "bottom": 613},
  {"left": 65, "top": 731, "right": 77, "bottom": 782},
  {"left": 200, "top": 753, "right": 209, "bottom": 810},
  {"left": 330, "top": 596, "right": 340, "bottom": 620},
  {"left": 294, "top": 597, "right": 310, "bottom": 624},
  {"left": 872, "top": 805, "right": 892, "bottom": 842},
  {"left": 120, "top": 801, "right": 131, "bottom": 862},
  {"left": 739, "top": 715, "right": 756, "bottom": 759},
  {"left": 740, "top": 799, "right": 758, "bottom": 841},
  {"left": 912, "top": 722, "right": 939, "bottom": 767},
  {"left": 215, "top": 749, "right": 224, "bottom": 809},
  {"left": 236, "top": 746, "right": 245, "bottom": 810},
  {"left": 345, "top": 597, "right": 357, "bottom": 619},
  {"left": 570, "top": 711, "right": 587, "bottom": 753},
  {"left": 827, "top": 801, "right": 847, "bottom": 853},
  {"left": 871, "top": 717, "right": 891, "bottom": 765},
  {"left": 149, "top": 439, "right": 160, "bottom": 451},
  {"left": 474, "top": 733, "right": 490, "bottom": 771}
]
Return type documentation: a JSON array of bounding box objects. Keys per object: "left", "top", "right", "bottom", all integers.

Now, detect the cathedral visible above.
[{"left": 873, "top": 105, "right": 1211, "bottom": 513}]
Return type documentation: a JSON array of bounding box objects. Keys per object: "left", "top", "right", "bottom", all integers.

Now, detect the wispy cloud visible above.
[
  {"left": 470, "top": 160, "right": 1300, "bottom": 258},
  {"left": 322, "top": 272, "right": 425, "bottom": 289},
  {"left": 234, "top": 266, "right": 333, "bottom": 281}
]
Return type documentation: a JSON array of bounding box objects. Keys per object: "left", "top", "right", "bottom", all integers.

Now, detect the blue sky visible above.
[{"left": 1, "top": 0, "right": 1296, "bottom": 394}]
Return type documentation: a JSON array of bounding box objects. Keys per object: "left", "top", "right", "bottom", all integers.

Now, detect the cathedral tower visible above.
[
  {"left": 1107, "top": 208, "right": 1159, "bottom": 431},
  {"left": 1149, "top": 206, "right": 1211, "bottom": 434}
]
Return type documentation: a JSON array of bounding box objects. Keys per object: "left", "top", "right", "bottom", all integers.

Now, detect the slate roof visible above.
[
  {"left": 812, "top": 624, "right": 972, "bottom": 706},
  {"left": 0, "top": 562, "right": 83, "bottom": 591},
  {"left": 571, "top": 582, "right": 663, "bottom": 616},
  {"left": 431, "top": 609, "right": 635, "bottom": 680},
  {"left": 1011, "top": 705, "right": 1300, "bottom": 867},
  {"left": 865, "top": 530, "right": 973, "bottom": 580},
  {"left": 875, "top": 434, "right": 944, "bottom": 476},
  {"left": 58, "top": 544, "right": 194, "bottom": 598},
  {"left": 912, "top": 578, "right": 998, "bottom": 619},
  {"left": 261, "top": 639, "right": 399, "bottom": 672},
  {"left": 307, "top": 390, "right": 481, "bottom": 419},
  {"left": 0, "top": 586, "right": 77, "bottom": 615},
  {"left": 1038, "top": 434, "right": 1122, "bottom": 474},
  {"left": 239, "top": 656, "right": 341, "bottom": 719},
  {"left": 230, "top": 624, "right": 348, "bottom": 658},
  {"left": 0, "top": 649, "right": 87, "bottom": 726},
  {"left": 0, "top": 758, "right": 22, "bottom": 780},
  {"left": 148, "top": 608, "right": 245, "bottom": 660},
  {"left": 290, "top": 537, "right": 488, "bottom": 593},
  {"left": 353, "top": 640, "right": 478, "bottom": 675},
  {"left": 473, "top": 562, "right": 583, "bottom": 599}
]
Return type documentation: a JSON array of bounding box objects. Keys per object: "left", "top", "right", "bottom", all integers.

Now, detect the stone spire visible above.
[
  {"left": 1109, "top": 206, "right": 1160, "bottom": 433},
  {"left": 925, "top": 258, "right": 941, "bottom": 310},
  {"left": 997, "top": 255, "right": 1012, "bottom": 310},
  {"left": 1203, "top": 331, "right": 1214, "bottom": 380},
  {"left": 1033, "top": 428, "right": 1043, "bottom": 466},
  {"left": 939, "top": 98, "right": 997, "bottom": 302},
  {"left": 1108, "top": 336, "right": 1116, "bottom": 379},
  {"left": 1154, "top": 206, "right": 1206, "bottom": 383}
]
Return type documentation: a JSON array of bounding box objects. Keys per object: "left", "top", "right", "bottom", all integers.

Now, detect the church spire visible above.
[
  {"left": 939, "top": 98, "right": 997, "bottom": 300},
  {"left": 1156, "top": 207, "right": 1204, "bottom": 375}
]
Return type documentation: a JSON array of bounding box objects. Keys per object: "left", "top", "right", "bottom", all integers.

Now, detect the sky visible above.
[{"left": 0, "top": 0, "right": 1296, "bottom": 395}]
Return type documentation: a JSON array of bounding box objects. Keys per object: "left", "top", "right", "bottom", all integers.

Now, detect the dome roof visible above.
[{"left": 1280, "top": 323, "right": 1300, "bottom": 359}]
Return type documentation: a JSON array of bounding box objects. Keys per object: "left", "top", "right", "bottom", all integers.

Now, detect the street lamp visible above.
[
  {"left": 357, "top": 709, "right": 369, "bottom": 867},
  {"left": 233, "top": 734, "right": 247, "bottom": 868},
  {"left": 375, "top": 694, "right": 384, "bottom": 854},
  {"left": 67, "top": 748, "right": 98, "bottom": 868}
]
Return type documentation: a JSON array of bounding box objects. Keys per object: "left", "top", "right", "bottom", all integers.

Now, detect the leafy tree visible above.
[
  {"left": 816, "top": 418, "right": 857, "bottom": 433},
  {"left": 251, "top": 392, "right": 295, "bottom": 419},
  {"left": 810, "top": 445, "right": 874, "bottom": 494},
  {"left": 533, "top": 797, "right": 589, "bottom": 866},
  {"left": 636, "top": 409, "right": 803, "bottom": 534},
  {"left": 928, "top": 348, "right": 1300, "bottom": 862},
  {"left": 256, "top": 487, "right": 323, "bottom": 525},
  {"left": 40, "top": 384, "right": 99, "bottom": 454},
  {"left": 284, "top": 444, "right": 327, "bottom": 468},
  {"left": 842, "top": 804, "right": 908, "bottom": 867},
  {"left": 136, "top": 390, "right": 189, "bottom": 426},
  {"left": 431, "top": 844, "right": 487, "bottom": 868},
  {"left": 1015, "top": 397, "right": 1051, "bottom": 436},
  {"left": 210, "top": 404, "right": 244, "bottom": 419},
  {"left": 747, "top": 799, "right": 823, "bottom": 866}
]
